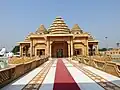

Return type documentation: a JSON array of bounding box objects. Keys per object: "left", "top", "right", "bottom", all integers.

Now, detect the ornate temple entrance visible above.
[
  {"left": 51, "top": 41, "right": 68, "bottom": 58},
  {"left": 19, "top": 17, "right": 99, "bottom": 57},
  {"left": 56, "top": 49, "right": 63, "bottom": 58}
]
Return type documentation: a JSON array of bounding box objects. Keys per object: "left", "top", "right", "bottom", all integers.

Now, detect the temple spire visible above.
[
  {"left": 72, "top": 24, "right": 81, "bottom": 30},
  {"left": 48, "top": 16, "right": 70, "bottom": 34},
  {"left": 35, "top": 24, "right": 47, "bottom": 34},
  {"left": 71, "top": 24, "right": 83, "bottom": 34}
]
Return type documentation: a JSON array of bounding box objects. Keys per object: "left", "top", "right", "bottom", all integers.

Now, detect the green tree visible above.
[
  {"left": 12, "top": 45, "right": 20, "bottom": 54},
  {"left": 99, "top": 48, "right": 107, "bottom": 51}
]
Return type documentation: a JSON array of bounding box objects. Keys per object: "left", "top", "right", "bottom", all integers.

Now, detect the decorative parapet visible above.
[
  {"left": 72, "top": 55, "right": 120, "bottom": 77},
  {"left": 0, "top": 56, "right": 49, "bottom": 89}
]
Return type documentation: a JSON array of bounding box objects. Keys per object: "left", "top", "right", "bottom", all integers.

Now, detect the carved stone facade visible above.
[
  {"left": 106, "top": 48, "right": 120, "bottom": 55},
  {"left": 18, "top": 16, "right": 98, "bottom": 57}
]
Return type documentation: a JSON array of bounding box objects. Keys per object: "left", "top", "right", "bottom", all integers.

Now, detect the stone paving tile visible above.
[
  {"left": 70, "top": 60, "right": 120, "bottom": 90},
  {"left": 22, "top": 60, "right": 54, "bottom": 90}
]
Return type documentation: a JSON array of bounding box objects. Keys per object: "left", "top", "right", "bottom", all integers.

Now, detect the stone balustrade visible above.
[
  {"left": 72, "top": 55, "right": 120, "bottom": 77},
  {"left": 0, "top": 56, "right": 49, "bottom": 88}
]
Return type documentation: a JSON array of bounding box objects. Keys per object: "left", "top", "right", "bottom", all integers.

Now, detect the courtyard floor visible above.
[{"left": 1, "top": 58, "right": 120, "bottom": 90}]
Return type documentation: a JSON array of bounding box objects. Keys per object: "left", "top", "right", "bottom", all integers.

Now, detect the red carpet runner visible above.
[{"left": 53, "top": 59, "right": 80, "bottom": 90}]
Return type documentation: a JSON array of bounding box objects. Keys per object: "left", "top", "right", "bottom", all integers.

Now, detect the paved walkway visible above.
[{"left": 1, "top": 58, "right": 120, "bottom": 90}]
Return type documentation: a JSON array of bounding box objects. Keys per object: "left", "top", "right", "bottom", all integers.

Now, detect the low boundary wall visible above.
[
  {"left": 72, "top": 56, "right": 120, "bottom": 77},
  {"left": 0, "top": 56, "right": 49, "bottom": 88}
]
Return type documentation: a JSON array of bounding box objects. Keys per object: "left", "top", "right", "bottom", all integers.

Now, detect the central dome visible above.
[{"left": 48, "top": 16, "right": 70, "bottom": 34}]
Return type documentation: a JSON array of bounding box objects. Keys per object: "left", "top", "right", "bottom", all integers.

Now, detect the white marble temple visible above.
[
  {"left": 1, "top": 61, "right": 50, "bottom": 90},
  {"left": 62, "top": 59, "right": 104, "bottom": 90},
  {"left": 39, "top": 59, "right": 57, "bottom": 90}
]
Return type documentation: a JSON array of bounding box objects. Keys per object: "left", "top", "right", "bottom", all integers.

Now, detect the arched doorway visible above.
[{"left": 51, "top": 41, "right": 68, "bottom": 58}]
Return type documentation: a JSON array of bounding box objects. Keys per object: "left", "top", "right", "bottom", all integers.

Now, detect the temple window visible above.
[
  {"left": 74, "top": 49, "right": 82, "bottom": 56},
  {"left": 37, "top": 49, "right": 45, "bottom": 56}
]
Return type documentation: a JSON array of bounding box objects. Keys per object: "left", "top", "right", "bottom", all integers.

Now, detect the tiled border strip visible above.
[
  {"left": 68, "top": 60, "right": 120, "bottom": 90},
  {"left": 22, "top": 59, "right": 55, "bottom": 90}
]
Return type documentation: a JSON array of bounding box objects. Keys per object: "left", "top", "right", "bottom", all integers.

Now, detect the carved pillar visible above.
[
  {"left": 35, "top": 46, "right": 37, "bottom": 56},
  {"left": 86, "top": 40, "right": 88, "bottom": 56},
  {"left": 86, "top": 45, "right": 88, "bottom": 56},
  {"left": 67, "top": 41, "right": 70, "bottom": 57},
  {"left": 71, "top": 40, "right": 73, "bottom": 57},
  {"left": 92, "top": 44, "right": 95, "bottom": 56},
  {"left": 30, "top": 43, "right": 32, "bottom": 57},
  {"left": 25, "top": 46, "right": 27, "bottom": 57},
  {"left": 50, "top": 41, "right": 53, "bottom": 57},
  {"left": 50, "top": 44, "right": 51, "bottom": 57},
  {"left": 89, "top": 45, "right": 93, "bottom": 56},
  {"left": 20, "top": 44, "right": 22, "bottom": 57},
  {"left": 20, "top": 44, "right": 23, "bottom": 57},
  {"left": 68, "top": 44, "right": 70, "bottom": 57},
  {"left": 46, "top": 40, "right": 49, "bottom": 56},
  {"left": 95, "top": 44, "right": 99, "bottom": 55},
  {"left": 30, "top": 40, "right": 33, "bottom": 57},
  {"left": 45, "top": 36, "right": 48, "bottom": 56},
  {"left": 32, "top": 45, "right": 35, "bottom": 56}
]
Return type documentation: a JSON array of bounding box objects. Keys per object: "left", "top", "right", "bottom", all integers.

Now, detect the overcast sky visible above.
[{"left": 0, "top": 0, "right": 120, "bottom": 51}]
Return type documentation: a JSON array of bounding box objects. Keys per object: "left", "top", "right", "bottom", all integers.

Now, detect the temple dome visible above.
[
  {"left": 48, "top": 16, "right": 70, "bottom": 34},
  {"left": 35, "top": 24, "right": 47, "bottom": 34},
  {"left": 71, "top": 24, "right": 83, "bottom": 34}
]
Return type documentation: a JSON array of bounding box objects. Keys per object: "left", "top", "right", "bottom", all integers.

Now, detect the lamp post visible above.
[
  {"left": 116, "top": 42, "right": 120, "bottom": 49},
  {"left": 105, "top": 37, "right": 108, "bottom": 55},
  {"left": 105, "top": 37, "right": 108, "bottom": 51}
]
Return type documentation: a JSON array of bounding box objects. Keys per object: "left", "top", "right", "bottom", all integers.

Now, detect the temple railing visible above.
[
  {"left": 0, "top": 56, "right": 49, "bottom": 88},
  {"left": 110, "top": 54, "right": 120, "bottom": 60},
  {"left": 72, "top": 55, "right": 120, "bottom": 77}
]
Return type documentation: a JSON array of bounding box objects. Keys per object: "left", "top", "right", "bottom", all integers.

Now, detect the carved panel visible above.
[{"left": 35, "top": 44, "right": 46, "bottom": 49}]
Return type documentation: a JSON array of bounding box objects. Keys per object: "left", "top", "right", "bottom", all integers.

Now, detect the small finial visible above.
[{"left": 56, "top": 16, "right": 62, "bottom": 19}]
